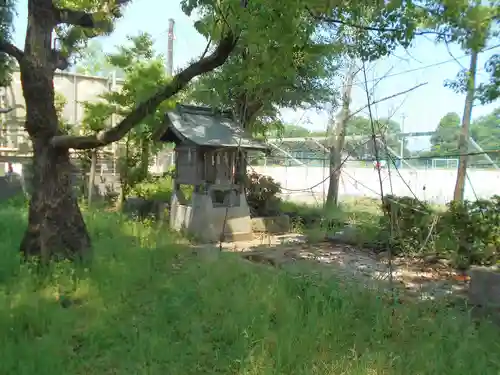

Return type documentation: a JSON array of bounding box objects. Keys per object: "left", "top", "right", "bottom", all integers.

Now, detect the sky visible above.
[{"left": 11, "top": 0, "right": 500, "bottom": 151}]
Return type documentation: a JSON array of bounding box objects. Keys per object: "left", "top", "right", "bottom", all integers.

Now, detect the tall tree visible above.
[
  {"left": 0, "top": 0, "right": 241, "bottom": 261},
  {"left": 82, "top": 32, "right": 181, "bottom": 203},
  {"left": 326, "top": 63, "right": 358, "bottom": 208},
  {"left": 188, "top": 0, "right": 438, "bottom": 133},
  {"left": 342, "top": 115, "right": 407, "bottom": 159},
  {"left": 74, "top": 40, "right": 123, "bottom": 78},
  {"left": 470, "top": 107, "right": 500, "bottom": 163},
  {"left": 188, "top": 2, "right": 340, "bottom": 134},
  {"left": 429, "top": 112, "right": 461, "bottom": 156},
  {"left": 281, "top": 125, "right": 312, "bottom": 138},
  {"left": 422, "top": 0, "right": 499, "bottom": 200}
]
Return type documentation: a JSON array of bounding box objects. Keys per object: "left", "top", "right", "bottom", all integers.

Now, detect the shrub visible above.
[
  {"left": 379, "top": 195, "right": 435, "bottom": 256},
  {"left": 130, "top": 175, "right": 174, "bottom": 202},
  {"left": 379, "top": 194, "right": 500, "bottom": 267},
  {"left": 438, "top": 197, "right": 500, "bottom": 267},
  {"left": 245, "top": 171, "right": 282, "bottom": 217}
]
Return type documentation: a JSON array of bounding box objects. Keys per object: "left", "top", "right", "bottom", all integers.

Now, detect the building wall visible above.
[
  {"left": 0, "top": 71, "right": 124, "bottom": 149},
  {"left": 251, "top": 165, "right": 500, "bottom": 205}
]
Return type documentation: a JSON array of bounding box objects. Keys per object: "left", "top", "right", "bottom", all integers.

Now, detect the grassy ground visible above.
[
  {"left": 281, "top": 197, "right": 383, "bottom": 244},
  {"left": 0, "top": 200, "right": 499, "bottom": 374}
]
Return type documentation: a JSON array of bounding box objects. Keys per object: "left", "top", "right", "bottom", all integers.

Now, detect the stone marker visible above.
[{"left": 468, "top": 267, "right": 500, "bottom": 308}]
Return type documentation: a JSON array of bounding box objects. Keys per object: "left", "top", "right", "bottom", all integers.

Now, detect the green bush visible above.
[
  {"left": 130, "top": 175, "right": 174, "bottom": 201},
  {"left": 245, "top": 171, "right": 282, "bottom": 217},
  {"left": 379, "top": 194, "right": 500, "bottom": 266},
  {"left": 438, "top": 197, "right": 500, "bottom": 267},
  {"left": 1, "top": 206, "right": 499, "bottom": 374},
  {"left": 129, "top": 172, "right": 195, "bottom": 203},
  {"left": 379, "top": 195, "right": 435, "bottom": 256}
]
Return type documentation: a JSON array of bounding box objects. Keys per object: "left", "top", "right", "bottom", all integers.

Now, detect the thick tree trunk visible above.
[
  {"left": 19, "top": 8, "right": 91, "bottom": 261},
  {"left": 20, "top": 138, "right": 91, "bottom": 261}
]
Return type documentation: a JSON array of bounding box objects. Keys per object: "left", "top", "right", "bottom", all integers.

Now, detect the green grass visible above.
[
  {"left": 281, "top": 197, "right": 383, "bottom": 245},
  {"left": 0, "top": 200, "right": 499, "bottom": 374}
]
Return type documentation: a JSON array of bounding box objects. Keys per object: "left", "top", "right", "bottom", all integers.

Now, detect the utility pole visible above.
[
  {"left": 400, "top": 113, "right": 406, "bottom": 159},
  {"left": 167, "top": 18, "right": 175, "bottom": 76},
  {"left": 400, "top": 113, "right": 406, "bottom": 165},
  {"left": 453, "top": 49, "right": 478, "bottom": 202}
]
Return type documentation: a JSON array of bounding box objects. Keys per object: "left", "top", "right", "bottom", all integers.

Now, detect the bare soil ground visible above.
[{"left": 203, "top": 233, "right": 469, "bottom": 302}]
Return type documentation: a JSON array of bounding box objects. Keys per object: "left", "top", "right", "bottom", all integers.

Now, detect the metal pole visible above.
[
  {"left": 400, "top": 113, "right": 406, "bottom": 167},
  {"left": 467, "top": 136, "right": 499, "bottom": 170},
  {"left": 167, "top": 19, "right": 175, "bottom": 76},
  {"left": 268, "top": 142, "right": 305, "bottom": 166}
]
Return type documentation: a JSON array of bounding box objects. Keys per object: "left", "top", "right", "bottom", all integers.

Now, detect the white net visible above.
[{"left": 431, "top": 158, "right": 459, "bottom": 169}]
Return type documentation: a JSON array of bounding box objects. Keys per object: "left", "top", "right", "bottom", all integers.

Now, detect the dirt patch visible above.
[{"left": 214, "top": 233, "right": 469, "bottom": 301}]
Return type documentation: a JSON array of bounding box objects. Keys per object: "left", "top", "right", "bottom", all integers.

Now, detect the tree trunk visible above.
[
  {"left": 117, "top": 134, "right": 131, "bottom": 209},
  {"left": 453, "top": 49, "right": 478, "bottom": 202},
  {"left": 20, "top": 138, "right": 91, "bottom": 261},
  {"left": 19, "top": 7, "right": 91, "bottom": 261},
  {"left": 326, "top": 64, "right": 357, "bottom": 208},
  {"left": 87, "top": 149, "right": 97, "bottom": 206},
  {"left": 139, "top": 137, "right": 150, "bottom": 180}
]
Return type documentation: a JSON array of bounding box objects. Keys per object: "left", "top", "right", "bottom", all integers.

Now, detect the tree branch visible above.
[
  {"left": 306, "top": 6, "right": 449, "bottom": 38},
  {"left": 53, "top": 8, "right": 114, "bottom": 29},
  {"left": 51, "top": 31, "right": 238, "bottom": 150},
  {"left": 0, "top": 41, "right": 24, "bottom": 62},
  {"left": 55, "top": 9, "right": 94, "bottom": 27},
  {"left": 349, "top": 82, "right": 428, "bottom": 120}
]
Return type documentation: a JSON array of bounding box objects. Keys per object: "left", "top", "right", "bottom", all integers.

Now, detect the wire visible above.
[
  {"left": 355, "top": 43, "right": 500, "bottom": 84},
  {"left": 260, "top": 148, "right": 500, "bottom": 162},
  {"left": 247, "top": 138, "right": 373, "bottom": 193}
]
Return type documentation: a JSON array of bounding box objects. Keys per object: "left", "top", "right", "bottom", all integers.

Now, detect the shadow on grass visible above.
[
  {"left": 0, "top": 201, "right": 500, "bottom": 374},
  {"left": 280, "top": 197, "right": 383, "bottom": 246}
]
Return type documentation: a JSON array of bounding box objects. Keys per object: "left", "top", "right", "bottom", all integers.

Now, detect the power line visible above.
[
  {"left": 358, "top": 44, "right": 500, "bottom": 84},
  {"left": 261, "top": 149, "right": 500, "bottom": 162}
]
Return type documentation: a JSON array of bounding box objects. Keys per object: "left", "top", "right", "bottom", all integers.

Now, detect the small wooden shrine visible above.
[{"left": 154, "top": 104, "right": 267, "bottom": 242}]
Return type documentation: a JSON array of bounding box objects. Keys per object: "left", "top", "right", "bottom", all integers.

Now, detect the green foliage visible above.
[
  {"left": 54, "top": 91, "right": 76, "bottom": 135},
  {"left": 379, "top": 194, "right": 500, "bottom": 266},
  {"left": 282, "top": 125, "right": 313, "bottom": 138},
  {"left": 0, "top": 206, "right": 499, "bottom": 374},
  {"left": 476, "top": 53, "right": 500, "bottom": 104},
  {"left": 426, "top": 0, "right": 499, "bottom": 102},
  {"left": 74, "top": 40, "right": 123, "bottom": 77},
  {"left": 344, "top": 116, "right": 408, "bottom": 159},
  {"left": 424, "top": 107, "right": 500, "bottom": 162},
  {"left": 245, "top": 171, "right": 282, "bottom": 217},
  {"left": 470, "top": 107, "right": 500, "bottom": 162},
  {"left": 81, "top": 33, "right": 181, "bottom": 196},
  {"left": 439, "top": 197, "right": 500, "bottom": 267},
  {"left": 53, "top": 0, "right": 130, "bottom": 64},
  {"left": 82, "top": 32, "right": 176, "bottom": 136},
  {"left": 428, "top": 112, "right": 461, "bottom": 156},
  {"left": 0, "top": 0, "right": 16, "bottom": 86},
  {"left": 189, "top": 1, "right": 341, "bottom": 133},
  {"left": 128, "top": 170, "right": 283, "bottom": 218},
  {"left": 380, "top": 195, "right": 435, "bottom": 254},
  {"left": 186, "top": 0, "right": 454, "bottom": 134}
]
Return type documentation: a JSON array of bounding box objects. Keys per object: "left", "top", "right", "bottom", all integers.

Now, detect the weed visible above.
[{"left": 0, "top": 201, "right": 498, "bottom": 374}]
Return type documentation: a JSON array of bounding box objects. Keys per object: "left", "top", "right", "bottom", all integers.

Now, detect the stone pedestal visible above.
[{"left": 170, "top": 190, "right": 253, "bottom": 242}]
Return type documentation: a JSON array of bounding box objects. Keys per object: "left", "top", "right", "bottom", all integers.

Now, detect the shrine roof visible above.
[{"left": 154, "top": 104, "right": 267, "bottom": 151}]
